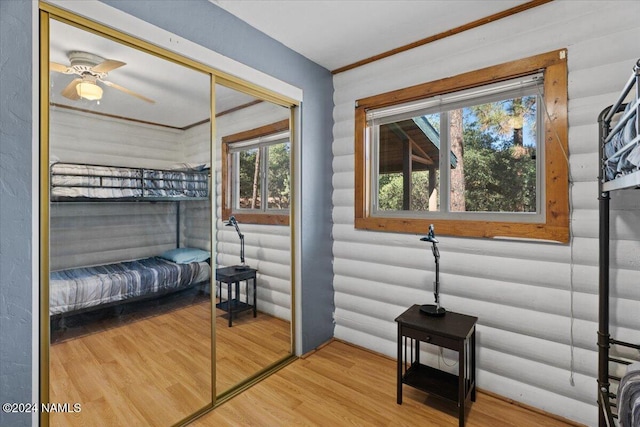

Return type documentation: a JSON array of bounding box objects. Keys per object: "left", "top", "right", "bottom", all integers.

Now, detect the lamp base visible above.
[
  {"left": 420, "top": 304, "right": 446, "bottom": 317},
  {"left": 234, "top": 265, "right": 250, "bottom": 271}
]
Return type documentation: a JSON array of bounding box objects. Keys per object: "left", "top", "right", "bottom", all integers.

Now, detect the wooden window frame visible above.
[
  {"left": 222, "top": 119, "right": 290, "bottom": 226},
  {"left": 354, "top": 49, "right": 569, "bottom": 242}
]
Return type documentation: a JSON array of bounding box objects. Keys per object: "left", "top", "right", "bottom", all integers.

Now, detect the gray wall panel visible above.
[{"left": 0, "top": 1, "right": 33, "bottom": 426}]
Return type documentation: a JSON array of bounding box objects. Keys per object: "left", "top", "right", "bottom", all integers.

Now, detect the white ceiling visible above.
[
  {"left": 49, "top": 19, "right": 257, "bottom": 129},
  {"left": 212, "top": 0, "right": 530, "bottom": 71}
]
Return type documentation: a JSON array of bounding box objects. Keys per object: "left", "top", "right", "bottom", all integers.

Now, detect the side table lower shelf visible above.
[
  {"left": 403, "top": 364, "right": 460, "bottom": 403},
  {"left": 215, "top": 299, "right": 254, "bottom": 313}
]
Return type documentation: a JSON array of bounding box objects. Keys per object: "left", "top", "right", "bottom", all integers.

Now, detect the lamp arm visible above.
[
  {"left": 227, "top": 216, "right": 246, "bottom": 266},
  {"left": 432, "top": 242, "right": 440, "bottom": 306},
  {"left": 234, "top": 223, "right": 243, "bottom": 239},
  {"left": 240, "top": 234, "right": 245, "bottom": 265}
]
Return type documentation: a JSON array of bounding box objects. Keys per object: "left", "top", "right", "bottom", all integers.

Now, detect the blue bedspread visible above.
[{"left": 50, "top": 257, "right": 210, "bottom": 315}]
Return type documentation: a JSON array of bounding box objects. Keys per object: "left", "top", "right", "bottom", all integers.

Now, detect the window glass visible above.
[
  {"left": 237, "top": 147, "right": 262, "bottom": 209},
  {"left": 377, "top": 113, "right": 441, "bottom": 212},
  {"left": 267, "top": 141, "right": 290, "bottom": 210},
  {"left": 231, "top": 138, "right": 289, "bottom": 213},
  {"left": 371, "top": 79, "right": 540, "bottom": 219},
  {"left": 457, "top": 96, "right": 538, "bottom": 213}
]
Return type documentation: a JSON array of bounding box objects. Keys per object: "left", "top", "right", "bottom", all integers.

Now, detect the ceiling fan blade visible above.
[
  {"left": 102, "top": 80, "right": 155, "bottom": 104},
  {"left": 50, "top": 62, "right": 70, "bottom": 73},
  {"left": 92, "top": 60, "right": 126, "bottom": 74},
  {"left": 61, "top": 78, "right": 82, "bottom": 100}
]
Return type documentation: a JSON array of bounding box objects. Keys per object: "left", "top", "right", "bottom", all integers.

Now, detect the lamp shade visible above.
[{"left": 76, "top": 82, "right": 103, "bottom": 101}]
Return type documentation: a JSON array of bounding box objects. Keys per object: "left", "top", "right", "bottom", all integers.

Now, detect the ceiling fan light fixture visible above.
[{"left": 76, "top": 81, "right": 103, "bottom": 101}]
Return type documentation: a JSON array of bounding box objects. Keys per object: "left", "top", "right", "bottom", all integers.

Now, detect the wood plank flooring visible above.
[
  {"left": 49, "top": 296, "right": 580, "bottom": 427},
  {"left": 194, "top": 340, "right": 582, "bottom": 427}
]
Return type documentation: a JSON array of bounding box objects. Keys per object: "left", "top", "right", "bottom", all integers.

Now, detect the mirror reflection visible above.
[
  {"left": 47, "top": 19, "right": 212, "bottom": 426},
  {"left": 214, "top": 84, "right": 292, "bottom": 393}
]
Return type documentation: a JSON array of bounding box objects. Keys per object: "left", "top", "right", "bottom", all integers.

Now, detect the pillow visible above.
[{"left": 159, "top": 247, "right": 210, "bottom": 264}]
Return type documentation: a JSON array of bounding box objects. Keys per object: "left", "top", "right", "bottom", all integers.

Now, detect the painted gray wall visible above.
[
  {"left": 0, "top": 1, "right": 33, "bottom": 426},
  {"left": 100, "top": 0, "right": 335, "bottom": 353}
]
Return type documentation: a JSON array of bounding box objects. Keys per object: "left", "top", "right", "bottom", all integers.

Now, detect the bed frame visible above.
[
  {"left": 597, "top": 59, "right": 640, "bottom": 427},
  {"left": 49, "top": 262, "right": 211, "bottom": 333},
  {"left": 49, "top": 161, "right": 211, "bottom": 328}
]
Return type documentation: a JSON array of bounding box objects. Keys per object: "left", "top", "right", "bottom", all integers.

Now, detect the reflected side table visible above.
[
  {"left": 215, "top": 266, "right": 257, "bottom": 327},
  {"left": 395, "top": 304, "right": 477, "bottom": 427}
]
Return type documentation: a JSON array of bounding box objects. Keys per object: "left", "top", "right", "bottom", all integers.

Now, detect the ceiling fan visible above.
[{"left": 50, "top": 51, "right": 155, "bottom": 103}]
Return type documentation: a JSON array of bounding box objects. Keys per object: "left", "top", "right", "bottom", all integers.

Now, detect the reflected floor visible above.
[
  {"left": 215, "top": 305, "right": 291, "bottom": 393},
  {"left": 49, "top": 293, "right": 212, "bottom": 427},
  {"left": 49, "top": 290, "right": 290, "bottom": 426}
]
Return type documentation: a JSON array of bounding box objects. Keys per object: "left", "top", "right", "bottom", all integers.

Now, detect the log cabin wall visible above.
[
  {"left": 49, "top": 109, "right": 186, "bottom": 271},
  {"left": 330, "top": 1, "right": 640, "bottom": 424}
]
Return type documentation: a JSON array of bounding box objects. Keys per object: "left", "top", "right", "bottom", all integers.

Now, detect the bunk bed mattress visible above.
[
  {"left": 49, "top": 257, "right": 210, "bottom": 315},
  {"left": 51, "top": 163, "right": 143, "bottom": 198},
  {"left": 618, "top": 363, "right": 640, "bottom": 427},
  {"left": 604, "top": 102, "right": 639, "bottom": 181},
  {"left": 143, "top": 169, "right": 208, "bottom": 197},
  {"left": 50, "top": 163, "right": 209, "bottom": 199}
]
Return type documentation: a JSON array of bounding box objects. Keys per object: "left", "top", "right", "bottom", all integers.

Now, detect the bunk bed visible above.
[
  {"left": 50, "top": 162, "right": 209, "bottom": 200},
  {"left": 598, "top": 59, "right": 640, "bottom": 427},
  {"left": 49, "top": 162, "right": 212, "bottom": 324}
]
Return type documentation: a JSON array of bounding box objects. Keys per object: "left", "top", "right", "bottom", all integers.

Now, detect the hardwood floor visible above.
[
  {"left": 194, "top": 340, "right": 582, "bottom": 427},
  {"left": 49, "top": 298, "right": 579, "bottom": 427}
]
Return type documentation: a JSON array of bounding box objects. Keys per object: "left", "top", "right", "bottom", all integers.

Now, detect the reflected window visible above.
[{"left": 223, "top": 119, "right": 290, "bottom": 225}]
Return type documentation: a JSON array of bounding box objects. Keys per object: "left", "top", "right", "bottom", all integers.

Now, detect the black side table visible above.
[
  {"left": 395, "top": 304, "right": 477, "bottom": 427},
  {"left": 215, "top": 266, "right": 257, "bottom": 327}
]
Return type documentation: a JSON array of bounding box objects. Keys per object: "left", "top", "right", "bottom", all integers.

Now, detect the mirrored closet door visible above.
[
  {"left": 214, "top": 84, "right": 293, "bottom": 395},
  {"left": 41, "top": 5, "right": 297, "bottom": 426},
  {"left": 46, "top": 17, "right": 213, "bottom": 426}
]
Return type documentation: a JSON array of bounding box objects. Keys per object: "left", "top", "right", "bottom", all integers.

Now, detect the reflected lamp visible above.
[{"left": 225, "top": 216, "right": 249, "bottom": 270}]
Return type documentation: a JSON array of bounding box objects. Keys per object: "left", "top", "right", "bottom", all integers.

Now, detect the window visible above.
[
  {"left": 222, "top": 119, "right": 290, "bottom": 225},
  {"left": 355, "top": 50, "right": 569, "bottom": 242}
]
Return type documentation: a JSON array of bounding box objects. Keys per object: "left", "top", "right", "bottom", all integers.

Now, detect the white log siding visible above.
[
  {"left": 331, "top": 2, "right": 640, "bottom": 425},
  {"left": 49, "top": 109, "right": 187, "bottom": 270}
]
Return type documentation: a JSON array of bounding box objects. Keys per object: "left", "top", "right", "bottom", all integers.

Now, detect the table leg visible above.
[
  {"left": 228, "top": 280, "right": 232, "bottom": 327},
  {"left": 397, "top": 323, "right": 403, "bottom": 404},
  {"left": 253, "top": 276, "right": 257, "bottom": 317},
  {"left": 235, "top": 280, "right": 240, "bottom": 308},
  {"left": 458, "top": 342, "right": 466, "bottom": 427},
  {"left": 471, "top": 328, "right": 476, "bottom": 402}
]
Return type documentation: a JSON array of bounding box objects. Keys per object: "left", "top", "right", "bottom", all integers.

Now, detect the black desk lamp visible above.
[
  {"left": 420, "top": 224, "right": 446, "bottom": 316},
  {"left": 225, "top": 216, "right": 249, "bottom": 270}
]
